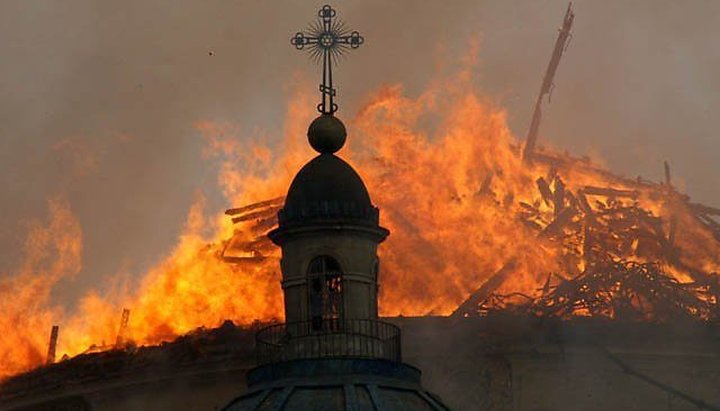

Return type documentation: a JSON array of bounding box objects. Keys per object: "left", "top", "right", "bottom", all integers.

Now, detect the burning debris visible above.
[
  {"left": 227, "top": 151, "right": 720, "bottom": 323},
  {"left": 222, "top": 148, "right": 720, "bottom": 323},
  {"left": 481, "top": 259, "right": 719, "bottom": 320},
  {"left": 450, "top": 153, "right": 720, "bottom": 321},
  {"left": 221, "top": 197, "right": 283, "bottom": 263}
]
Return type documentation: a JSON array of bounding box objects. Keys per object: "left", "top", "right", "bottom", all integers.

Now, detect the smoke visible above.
[{"left": 0, "top": 0, "right": 719, "bottom": 368}]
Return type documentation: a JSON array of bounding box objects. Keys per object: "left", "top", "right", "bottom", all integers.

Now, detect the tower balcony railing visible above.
[{"left": 255, "top": 318, "right": 401, "bottom": 365}]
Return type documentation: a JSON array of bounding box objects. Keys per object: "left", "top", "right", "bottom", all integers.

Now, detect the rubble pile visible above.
[{"left": 472, "top": 152, "right": 720, "bottom": 320}]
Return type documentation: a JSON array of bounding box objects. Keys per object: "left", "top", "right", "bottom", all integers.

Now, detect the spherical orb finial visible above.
[{"left": 308, "top": 114, "right": 347, "bottom": 154}]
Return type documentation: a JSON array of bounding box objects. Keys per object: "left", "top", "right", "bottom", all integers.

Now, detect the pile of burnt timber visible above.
[
  {"left": 458, "top": 151, "right": 720, "bottom": 321},
  {"left": 480, "top": 259, "right": 719, "bottom": 320},
  {"left": 226, "top": 149, "right": 720, "bottom": 322},
  {"left": 217, "top": 0, "right": 718, "bottom": 322},
  {"left": 0, "top": 321, "right": 259, "bottom": 402}
]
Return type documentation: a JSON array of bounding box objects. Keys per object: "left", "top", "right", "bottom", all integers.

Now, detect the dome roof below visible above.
[
  {"left": 286, "top": 154, "right": 371, "bottom": 207},
  {"left": 222, "top": 359, "right": 452, "bottom": 411},
  {"left": 277, "top": 154, "right": 380, "bottom": 227}
]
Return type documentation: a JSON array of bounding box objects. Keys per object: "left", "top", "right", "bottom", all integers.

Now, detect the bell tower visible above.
[
  {"left": 269, "top": 3, "right": 388, "bottom": 331},
  {"left": 221, "top": 6, "right": 455, "bottom": 410},
  {"left": 255, "top": 4, "right": 399, "bottom": 364},
  {"left": 268, "top": 114, "right": 389, "bottom": 329}
]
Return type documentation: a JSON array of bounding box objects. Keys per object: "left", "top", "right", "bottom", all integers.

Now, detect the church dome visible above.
[
  {"left": 221, "top": 359, "right": 452, "bottom": 411},
  {"left": 276, "top": 153, "right": 380, "bottom": 227}
]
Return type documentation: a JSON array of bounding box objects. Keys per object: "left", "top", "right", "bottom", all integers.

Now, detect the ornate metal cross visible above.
[{"left": 291, "top": 5, "right": 364, "bottom": 115}]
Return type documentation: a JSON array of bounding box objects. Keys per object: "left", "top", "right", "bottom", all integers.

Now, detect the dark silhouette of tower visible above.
[{"left": 220, "top": 5, "right": 453, "bottom": 411}]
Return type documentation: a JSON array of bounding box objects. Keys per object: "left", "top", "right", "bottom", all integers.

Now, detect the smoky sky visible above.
[{"left": 1, "top": 0, "right": 719, "bottom": 307}]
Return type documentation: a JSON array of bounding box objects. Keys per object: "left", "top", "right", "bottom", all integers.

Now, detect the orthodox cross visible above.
[{"left": 291, "top": 5, "right": 364, "bottom": 115}]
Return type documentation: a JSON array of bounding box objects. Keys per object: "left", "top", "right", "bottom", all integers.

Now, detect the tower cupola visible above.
[
  {"left": 268, "top": 113, "right": 389, "bottom": 328},
  {"left": 221, "top": 5, "right": 454, "bottom": 410}
]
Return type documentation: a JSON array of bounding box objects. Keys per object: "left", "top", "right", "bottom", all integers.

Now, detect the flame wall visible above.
[{"left": 2, "top": 60, "right": 719, "bottom": 381}]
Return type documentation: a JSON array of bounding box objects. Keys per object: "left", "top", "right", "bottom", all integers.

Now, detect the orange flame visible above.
[{"left": 0, "top": 199, "right": 82, "bottom": 378}]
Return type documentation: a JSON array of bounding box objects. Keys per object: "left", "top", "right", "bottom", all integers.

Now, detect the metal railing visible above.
[{"left": 255, "top": 319, "right": 401, "bottom": 365}]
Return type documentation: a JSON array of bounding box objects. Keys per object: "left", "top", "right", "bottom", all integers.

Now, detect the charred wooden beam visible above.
[
  {"left": 536, "top": 177, "right": 554, "bottom": 207},
  {"left": 553, "top": 178, "right": 566, "bottom": 216},
  {"left": 541, "top": 207, "right": 576, "bottom": 237},
  {"left": 225, "top": 196, "right": 284, "bottom": 216},
  {"left": 522, "top": 2, "right": 574, "bottom": 163},
  {"left": 221, "top": 233, "right": 275, "bottom": 262},
  {"left": 451, "top": 260, "right": 517, "bottom": 318},
  {"left": 232, "top": 237, "right": 275, "bottom": 254},
  {"left": 577, "top": 191, "right": 593, "bottom": 214},
  {"left": 249, "top": 216, "right": 280, "bottom": 234},
  {"left": 581, "top": 186, "right": 639, "bottom": 199},
  {"left": 231, "top": 206, "right": 280, "bottom": 224},
  {"left": 46, "top": 325, "right": 59, "bottom": 365},
  {"left": 115, "top": 308, "right": 130, "bottom": 348}
]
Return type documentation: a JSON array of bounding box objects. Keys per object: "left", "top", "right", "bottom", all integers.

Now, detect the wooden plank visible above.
[
  {"left": 582, "top": 186, "right": 639, "bottom": 199},
  {"left": 231, "top": 206, "right": 280, "bottom": 224},
  {"left": 450, "top": 260, "right": 518, "bottom": 318},
  {"left": 225, "top": 196, "right": 284, "bottom": 216},
  {"left": 541, "top": 207, "right": 576, "bottom": 237},
  {"left": 536, "top": 177, "right": 554, "bottom": 206}
]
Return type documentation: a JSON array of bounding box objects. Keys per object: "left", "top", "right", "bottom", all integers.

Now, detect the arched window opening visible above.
[{"left": 308, "top": 256, "right": 343, "bottom": 331}]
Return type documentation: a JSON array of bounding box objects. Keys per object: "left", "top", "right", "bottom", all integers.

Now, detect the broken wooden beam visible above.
[
  {"left": 225, "top": 196, "right": 284, "bottom": 216},
  {"left": 231, "top": 206, "right": 280, "bottom": 224},
  {"left": 46, "top": 325, "right": 59, "bottom": 365},
  {"left": 522, "top": 2, "right": 574, "bottom": 163},
  {"left": 536, "top": 177, "right": 554, "bottom": 207},
  {"left": 553, "top": 178, "right": 566, "bottom": 216},
  {"left": 451, "top": 260, "right": 518, "bottom": 318},
  {"left": 115, "top": 308, "right": 130, "bottom": 348},
  {"left": 541, "top": 207, "right": 576, "bottom": 237},
  {"left": 581, "top": 186, "right": 639, "bottom": 199}
]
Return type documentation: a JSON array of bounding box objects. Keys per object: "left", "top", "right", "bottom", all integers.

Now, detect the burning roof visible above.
[
  {"left": 226, "top": 147, "right": 720, "bottom": 322},
  {"left": 2, "top": 13, "right": 720, "bottom": 386}
]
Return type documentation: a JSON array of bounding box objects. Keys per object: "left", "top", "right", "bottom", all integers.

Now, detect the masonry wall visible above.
[
  {"left": 400, "top": 317, "right": 720, "bottom": 411},
  {"left": 2, "top": 317, "right": 719, "bottom": 411}
]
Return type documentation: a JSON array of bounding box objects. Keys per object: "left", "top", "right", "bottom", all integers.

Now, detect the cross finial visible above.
[{"left": 291, "top": 5, "right": 364, "bottom": 115}]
